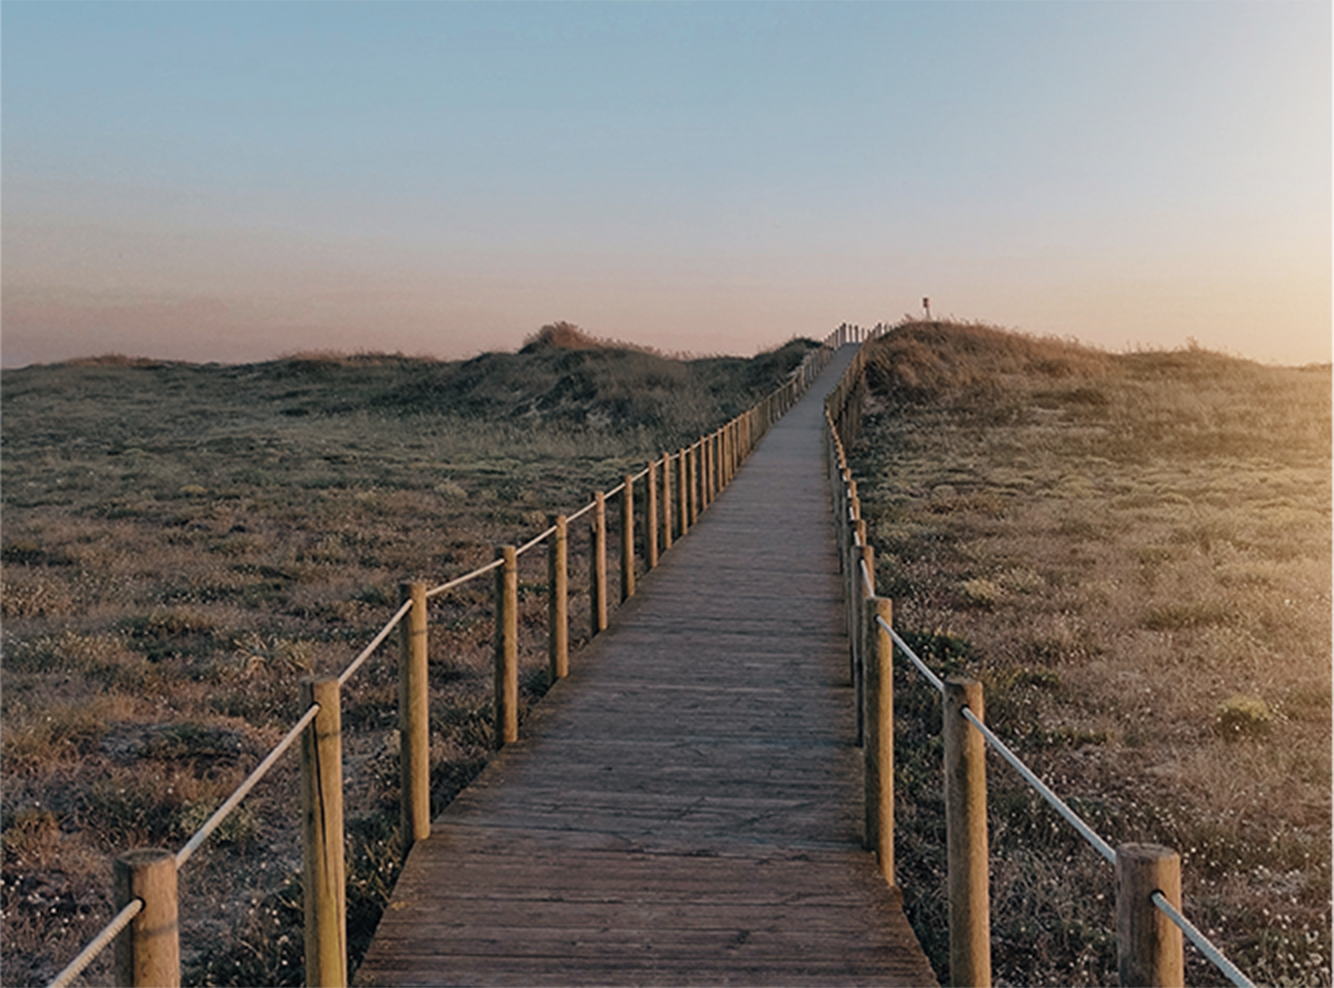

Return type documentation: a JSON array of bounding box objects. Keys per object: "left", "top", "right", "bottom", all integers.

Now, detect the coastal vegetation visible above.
[
  {"left": 850, "top": 321, "right": 1330, "bottom": 986},
  {"left": 0, "top": 326, "right": 814, "bottom": 986}
]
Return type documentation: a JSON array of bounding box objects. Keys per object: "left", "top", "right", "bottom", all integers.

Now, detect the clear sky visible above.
[{"left": 3, "top": 2, "right": 1329, "bottom": 367}]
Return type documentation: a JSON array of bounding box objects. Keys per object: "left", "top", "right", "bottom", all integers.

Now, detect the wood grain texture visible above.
[{"left": 356, "top": 346, "right": 937, "bottom": 987}]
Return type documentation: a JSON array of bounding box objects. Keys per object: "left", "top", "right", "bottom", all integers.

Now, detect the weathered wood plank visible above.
[{"left": 355, "top": 346, "right": 938, "bottom": 987}]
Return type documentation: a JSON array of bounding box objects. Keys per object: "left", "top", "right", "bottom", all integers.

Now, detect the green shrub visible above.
[{"left": 1215, "top": 694, "right": 1274, "bottom": 740}]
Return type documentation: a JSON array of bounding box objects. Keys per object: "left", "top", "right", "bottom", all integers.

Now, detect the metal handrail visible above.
[
  {"left": 884, "top": 620, "right": 946, "bottom": 694},
  {"left": 176, "top": 703, "right": 321, "bottom": 868},
  {"left": 339, "top": 598, "right": 415, "bottom": 683},
  {"left": 957, "top": 705, "right": 1116, "bottom": 865},
  {"left": 1153, "top": 892, "right": 1256, "bottom": 988},
  {"left": 568, "top": 499, "right": 597, "bottom": 523},
  {"left": 47, "top": 898, "right": 144, "bottom": 988},
  {"left": 517, "top": 524, "right": 559, "bottom": 557},
  {"left": 425, "top": 558, "right": 505, "bottom": 599}
]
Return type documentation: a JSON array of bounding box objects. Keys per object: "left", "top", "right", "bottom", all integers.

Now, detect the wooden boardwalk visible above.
[{"left": 356, "top": 347, "right": 937, "bottom": 987}]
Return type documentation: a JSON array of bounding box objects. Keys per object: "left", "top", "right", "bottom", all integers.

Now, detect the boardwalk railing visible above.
[
  {"left": 823, "top": 325, "right": 1257, "bottom": 988},
  {"left": 46, "top": 340, "right": 839, "bottom": 988}
]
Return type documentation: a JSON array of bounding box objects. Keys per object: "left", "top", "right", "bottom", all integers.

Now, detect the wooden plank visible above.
[{"left": 355, "top": 346, "right": 937, "bottom": 988}]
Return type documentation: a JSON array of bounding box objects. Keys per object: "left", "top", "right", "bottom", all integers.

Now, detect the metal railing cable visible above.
[
  {"left": 517, "top": 524, "right": 559, "bottom": 557},
  {"left": 568, "top": 499, "right": 597, "bottom": 523},
  {"left": 47, "top": 899, "right": 144, "bottom": 988},
  {"left": 1152, "top": 892, "right": 1256, "bottom": 988},
  {"left": 176, "top": 703, "right": 322, "bottom": 868},
  {"left": 882, "top": 619, "right": 946, "bottom": 694},
  {"left": 425, "top": 558, "right": 504, "bottom": 599},
  {"left": 339, "top": 598, "right": 415, "bottom": 683},
  {"left": 955, "top": 705, "right": 1117, "bottom": 865}
]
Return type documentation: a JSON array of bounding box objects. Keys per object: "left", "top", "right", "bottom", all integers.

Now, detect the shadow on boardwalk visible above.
[{"left": 356, "top": 347, "right": 937, "bottom": 987}]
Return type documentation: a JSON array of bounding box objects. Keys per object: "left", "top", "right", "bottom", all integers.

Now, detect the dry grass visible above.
[
  {"left": 852, "top": 322, "right": 1331, "bottom": 986},
  {"left": 0, "top": 339, "right": 810, "bottom": 986}
]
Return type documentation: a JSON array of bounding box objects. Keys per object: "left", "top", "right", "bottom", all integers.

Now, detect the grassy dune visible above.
[
  {"left": 0, "top": 333, "right": 814, "bottom": 987},
  {"left": 852, "top": 322, "right": 1331, "bottom": 986}
]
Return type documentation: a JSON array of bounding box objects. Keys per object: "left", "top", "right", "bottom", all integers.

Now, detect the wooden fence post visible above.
[
  {"left": 398, "top": 581, "right": 430, "bottom": 849},
  {"left": 854, "top": 534, "right": 873, "bottom": 748},
  {"left": 866, "top": 596, "right": 894, "bottom": 885},
  {"left": 688, "top": 445, "right": 699, "bottom": 525},
  {"left": 944, "top": 677, "right": 991, "bottom": 988},
  {"left": 548, "top": 514, "right": 568, "bottom": 681},
  {"left": 703, "top": 434, "right": 712, "bottom": 503},
  {"left": 591, "top": 492, "right": 608, "bottom": 633},
  {"left": 300, "top": 676, "right": 347, "bottom": 988},
  {"left": 700, "top": 439, "right": 710, "bottom": 511},
  {"left": 711, "top": 432, "right": 720, "bottom": 497},
  {"left": 678, "top": 449, "right": 687, "bottom": 533},
  {"left": 114, "top": 849, "right": 180, "bottom": 988},
  {"left": 1117, "top": 844, "right": 1185, "bottom": 988},
  {"left": 621, "top": 475, "right": 635, "bottom": 601},
  {"left": 495, "top": 545, "right": 519, "bottom": 745},
  {"left": 700, "top": 438, "right": 709, "bottom": 511},
  {"left": 661, "top": 454, "right": 674, "bottom": 551},
  {"left": 646, "top": 460, "right": 659, "bottom": 569}
]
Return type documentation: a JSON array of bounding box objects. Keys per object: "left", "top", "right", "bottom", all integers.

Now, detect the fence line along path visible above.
[{"left": 356, "top": 344, "right": 936, "bottom": 987}]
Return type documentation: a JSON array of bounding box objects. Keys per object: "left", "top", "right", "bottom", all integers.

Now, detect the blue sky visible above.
[{"left": 3, "top": 2, "right": 1329, "bottom": 366}]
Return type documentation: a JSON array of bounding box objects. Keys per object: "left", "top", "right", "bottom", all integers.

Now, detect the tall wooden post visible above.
[
  {"left": 591, "top": 492, "right": 608, "bottom": 633},
  {"left": 688, "top": 445, "right": 699, "bottom": 525},
  {"left": 661, "top": 454, "right": 674, "bottom": 551},
  {"left": 114, "top": 849, "right": 180, "bottom": 988},
  {"left": 856, "top": 534, "right": 874, "bottom": 747},
  {"left": 548, "top": 514, "right": 569, "bottom": 681},
  {"left": 865, "top": 597, "right": 895, "bottom": 884},
  {"left": 700, "top": 439, "right": 710, "bottom": 511},
  {"left": 1117, "top": 845, "right": 1185, "bottom": 987},
  {"left": 678, "top": 450, "right": 689, "bottom": 535},
  {"left": 398, "top": 581, "right": 430, "bottom": 849},
  {"left": 944, "top": 678, "right": 991, "bottom": 988},
  {"left": 621, "top": 474, "right": 635, "bottom": 601},
  {"left": 646, "top": 460, "right": 659, "bottom": 569},
  {"left": 301, "top": 676, "right": 347, "bottom": 988},
  {"left": 709, "top": 433, "right": 718, "bottom": 499},
  {"left": 495, "top": 545, "right": 518, "bottom": 745}
]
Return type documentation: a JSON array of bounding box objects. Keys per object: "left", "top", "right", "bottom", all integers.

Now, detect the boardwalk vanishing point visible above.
[{"left": 356, "top": 346, "right": 937, "bottom": 987}]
